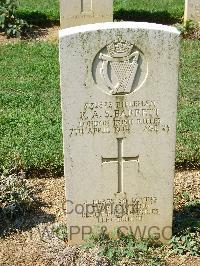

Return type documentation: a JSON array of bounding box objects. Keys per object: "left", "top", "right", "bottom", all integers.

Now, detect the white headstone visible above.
[
  {"left": 60, "top": 0, "right": 113, "bottom": 29},
  {"left": 59, "top": 22, "right": 180, "bottom": 244},
  {"left": 184, "top": 0, "right": 200, "bottom": 24}
]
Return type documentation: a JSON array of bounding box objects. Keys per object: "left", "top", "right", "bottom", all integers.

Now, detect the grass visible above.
[
  {"left": 0, "top": 39, "right": 199, "bottom": 174},
  {"left": 176, "top": 40, "right": 200, "bottom": 166},
  {"left": 0, "top": 42, "right": 62, "bottom": 174},
  {"left": 18, "top": 0, "right": 60, "bottom": 25},
  {"left": 114, "top": 0, "right": 184, "bottom": 24}
]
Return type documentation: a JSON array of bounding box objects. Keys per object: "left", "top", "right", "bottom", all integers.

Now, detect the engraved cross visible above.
[
  {"left": 81, "top": 0, "right": 92, "bottom": 13},
  {"left": 102, "top": 138, "right": 139, "bottom": 193}
]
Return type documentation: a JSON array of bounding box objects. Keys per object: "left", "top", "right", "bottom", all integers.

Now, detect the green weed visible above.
[
  {"left": 168, "top": 229, "right": 200, "bottom": 256},
  {"left": 0, "top": 0, "right": 29, "bottom": 37},
  {"left": 0, "top": 170, "right": 36, "bottom": 219},
  {"left": 82, "top": 232, "right": 165, "bottom": 265},
  {"left": 52, "top": 223, "right": 68, "bottom": 242}
]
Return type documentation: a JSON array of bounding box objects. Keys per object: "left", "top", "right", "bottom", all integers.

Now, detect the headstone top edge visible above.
[{"left": 59, "top": 22, "right": 180, "bottom": 38}]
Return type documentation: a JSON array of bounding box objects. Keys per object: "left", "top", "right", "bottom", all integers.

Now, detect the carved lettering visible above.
[
  {"left": 81, "top": 196, "right": 159, "bottom": 223},
  {"left": 69, "top": 100, "right": 170, "bottom": 137}
]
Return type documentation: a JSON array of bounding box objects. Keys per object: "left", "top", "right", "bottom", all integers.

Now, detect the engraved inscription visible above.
[
  {"left": 102, "top": 138, "right": 139, "bottom": 193},
  {"left": 69, "top": 100, "right": 170, "bottom": 137},
  {"left": 67, "top": 14, "right": 111, "bottom": 20},
  {"left": 81, "top": 195, "right": 159, "bottom": 223}
]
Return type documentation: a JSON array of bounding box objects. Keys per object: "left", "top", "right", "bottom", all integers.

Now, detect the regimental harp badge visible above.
[{"left": 99, "top": 38, "right": 140, "bottom": 95}]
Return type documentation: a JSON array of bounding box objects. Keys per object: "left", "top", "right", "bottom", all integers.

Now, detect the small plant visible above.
[
  {"left": 82, "top": 231, "right": 165, "bottom": 265},
  {"left": 168, "top": 229, "right": 200, "bottom": 256},
  {"left": 184, "top": 20, "right": 198, "bottom": 34},
  {"left": 0, "top": 0, "right": 28, "bottom": 37},
  {"left": 176, "top": 20, "right": 199, "bottom": 39},
  {"left": 0, "top": 171, "right": 36, "bottom": 220},
  {"left": 52, "top": 223, "right": 68, "bottom": 242}
]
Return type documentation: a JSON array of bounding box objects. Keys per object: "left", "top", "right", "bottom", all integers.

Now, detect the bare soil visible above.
[
  {"left": 0, "top": 26, "right": 59, "bottom": 44},
  {"left": 0, "top": 171, "right": 199, "bottom": 265}
]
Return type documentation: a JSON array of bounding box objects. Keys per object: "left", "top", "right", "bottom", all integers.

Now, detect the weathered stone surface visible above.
[
  {"left": 60, "top": 0, "right": 113, "bottom": 29},
  {"left": 59, "top": 22, "right": 180, "bottom": 244},
  {"left": 184, "top": 0, "right": 200, "bottom": 24}
]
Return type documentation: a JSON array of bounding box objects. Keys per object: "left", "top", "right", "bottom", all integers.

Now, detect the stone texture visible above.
[
  {"left": 60, "top": 0, "right": 113, "bottom": 29},
  {"left": 184, "top": 0, "right": 200, "bottom": 24},
  {"left": 59, "top": 22, "right": 180, "bottom": 245}
]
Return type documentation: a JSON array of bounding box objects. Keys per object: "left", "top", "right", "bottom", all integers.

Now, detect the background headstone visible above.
[
  {"left": 184, "top": 0, "right": 200, "bottom": 24},
  {"left": 60, "top": 0, "right": 113, "bottom": 29},
  {"left": 60, "top": 22, "right": 180, "bottom": 244}
]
